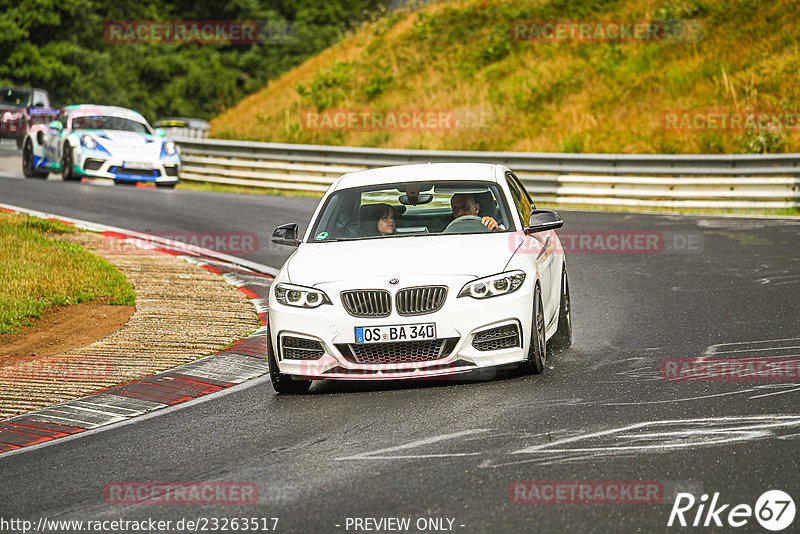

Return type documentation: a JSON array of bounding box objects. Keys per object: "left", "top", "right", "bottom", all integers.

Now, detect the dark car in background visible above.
[{"left": 0, "top": 86, "right": 59, "bottom": 148}]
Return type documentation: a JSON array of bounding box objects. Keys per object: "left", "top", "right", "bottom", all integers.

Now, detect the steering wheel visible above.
[{"left": 442, "top": 215, "right": 491, "bottom": 234}]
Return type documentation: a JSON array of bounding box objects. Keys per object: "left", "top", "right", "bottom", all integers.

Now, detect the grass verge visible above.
[{"left": 0, "top": 212, "right": 136, "bottom": 334}]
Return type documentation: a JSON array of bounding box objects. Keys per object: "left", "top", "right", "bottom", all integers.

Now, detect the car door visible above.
[
  {"left": 506, "top": 172, "right": 559, "bottom": 324},
  {"left": 44, "top": 110, "right": 67, "bottom": 166}
]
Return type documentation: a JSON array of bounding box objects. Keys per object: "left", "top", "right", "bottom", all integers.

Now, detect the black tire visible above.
[
  {"left": 61, "top": 144, "right": 79, "bottom": 181},
  {"left": 156, "top": 183, "right": 176, "bottom": 189},
  {"left": 267, "top": 325, "right": 312, "bottom": 394},
  {"left": 548, "top": 267, "right": 573, "bottom": 351},
  {"left": 521, "top": 284, "right": 546, "bottom": 374},
  {"left": 22, "top": 139, "right": 48, "bottom": 178},
  {"left": 114, "top": 180, "right": 136, "bottom": 186}
]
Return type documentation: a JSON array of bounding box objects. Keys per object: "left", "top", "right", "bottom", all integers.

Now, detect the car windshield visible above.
[
  {"left": 70, "top": 114, "right": 151, "bottom": 134},
  {"left": 308, "top": 180, "right": 513, "bottom": 242},
  {"left": 0, "top": 88, "right": 32, "bottom": 107}
]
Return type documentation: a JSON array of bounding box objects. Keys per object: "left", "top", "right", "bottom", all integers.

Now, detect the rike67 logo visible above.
[{"left": 668, "top": 490, "right": 795, "bottom": 531}]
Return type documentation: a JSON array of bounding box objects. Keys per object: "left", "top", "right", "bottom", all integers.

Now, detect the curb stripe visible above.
[{"left": 0, "top": 205, "right": 279, "bottom": 454}]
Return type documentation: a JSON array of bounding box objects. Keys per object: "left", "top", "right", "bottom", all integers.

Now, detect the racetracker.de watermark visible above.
[
  {"left": 510, "top": 480, "right": 705, "bottom": 505},
  {"left": 509, "top": 230, "right": 704, "bottom": 255},
  {"left": 104, "top": 20, "right": 300, "bottom": 45},
  {"left": 661, "top": 357, "right": 800, "bottom": 381},
  {"left": 0, "top": 357, "right": 112, "bottom": 381},
  {"left": 510, "top": 480, "right": 662, "bottom": 504},
  {"left": 105, "top": 21, "right": 258, "bottom": 44},
  {"left": 103, "top": 231, "right": 259, "bottom": 256},
  {"left": 300, "top": 108, "right": 492, "bottom": 132},
  {"left": 510, "top": 19, "right": 704, "bottom": 43},
  {"left": 661, "top": 109, "right": 800, "bottom": 132},
  {"left": 104, "top": 482, "right": 259, "bottom": 505}
]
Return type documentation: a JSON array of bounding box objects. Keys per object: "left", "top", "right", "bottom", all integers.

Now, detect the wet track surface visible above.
[{"left": 2, "top": 163, "right": 800, "bottom": 532}]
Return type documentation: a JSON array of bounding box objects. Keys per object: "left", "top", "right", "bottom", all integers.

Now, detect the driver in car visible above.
[{"left": 450, "top": 193, "right": 499, "bottom": 230}]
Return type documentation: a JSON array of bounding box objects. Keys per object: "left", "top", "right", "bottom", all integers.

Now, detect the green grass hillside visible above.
[{"left": 211, "top": 0, "right": 800, "bottom": 154}]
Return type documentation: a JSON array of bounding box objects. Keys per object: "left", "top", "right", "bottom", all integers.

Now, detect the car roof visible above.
[
  {"left": 334, "top": 163, "right": 504, "bottom": 190},
  {"left": 63, "top": 104, "right": 148, "bottom": 122}
]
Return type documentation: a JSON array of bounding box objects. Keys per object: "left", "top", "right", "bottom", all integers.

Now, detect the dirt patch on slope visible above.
[{"left": 0, "top": 301, "right": 134, "bottom": 364}]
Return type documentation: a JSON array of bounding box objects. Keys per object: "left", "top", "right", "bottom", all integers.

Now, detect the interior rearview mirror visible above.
[{"left": 399, "top": 193, "right": 433, "bottom": 205}]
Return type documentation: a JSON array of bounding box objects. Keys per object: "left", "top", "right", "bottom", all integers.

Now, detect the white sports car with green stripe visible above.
[{"left": 22, "top": 104, "right": 180, "bottom": 187}]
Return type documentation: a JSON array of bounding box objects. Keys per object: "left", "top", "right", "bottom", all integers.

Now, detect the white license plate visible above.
[
  {"left": 355, "top": 323, "right": 436, "bottom": 344},
  {"left": 123, "top": 161, "right": 150, "bottom": 169}
]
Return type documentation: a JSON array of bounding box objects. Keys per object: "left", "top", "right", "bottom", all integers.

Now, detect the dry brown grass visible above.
[{"left": 211, "top": 0, "right": 800, "bottom": 154}]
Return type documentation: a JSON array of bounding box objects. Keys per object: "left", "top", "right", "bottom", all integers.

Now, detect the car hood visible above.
[
  {"left": 0, "top": 104, "right": 25, "bottom": 114},
  {"left": 285, "top": 233, "right": 516, "bottom": 285},
  {"left": 79, "top": 130, "right": 161, "bottom": 151}
]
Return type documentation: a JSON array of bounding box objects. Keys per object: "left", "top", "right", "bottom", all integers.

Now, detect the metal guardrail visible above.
[{"left": 175, "top": 138, "right": 800, "bottom": 209}]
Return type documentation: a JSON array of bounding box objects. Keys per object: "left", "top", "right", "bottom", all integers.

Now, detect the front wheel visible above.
[
  {"left": 521, "top": 285, "right": 546, "bottom": 374},
  {"left": 61, "top": 145, "right": 80, "bottom": 181},
  {"left": 548, "top": 267, "right": 573, "bottom": 351},
  {"left": 267, "top": 325, "right": 312, "bottom": 394},
  {"left": 22, "top": 139, "right": 48, "bottom": 178}
]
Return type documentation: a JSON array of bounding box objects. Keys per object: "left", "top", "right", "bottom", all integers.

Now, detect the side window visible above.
[
  {"left": 506, "top": 173, "right": 533, "bottom": 228},
  {"left": 510, "top": 172, "right": 536, "bottom": 209},
  {"left": 59, "top": 111, "right": 68, "bottom": 128},
  {"left": 33, "top": 90, "right": 48, "bottom": 107}
]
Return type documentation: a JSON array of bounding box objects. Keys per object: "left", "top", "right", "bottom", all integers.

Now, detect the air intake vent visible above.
[
  {"left": 83, "top": 158, "right": 104, "bottom": 171},
  {"left": 281, "top": 336, "right": 325, "bottom": 360},
  {"left": 337, "top": 338, "right": 458, "bottom": 364},
  {"left": 341, "top": 290, "right": 391, "bottom": 318},
  {"left": 396, "top": 286, "right": 447, "bottom": 316},
  {"left": 472, "top": 324, "right": 521, "bottom": 352}
]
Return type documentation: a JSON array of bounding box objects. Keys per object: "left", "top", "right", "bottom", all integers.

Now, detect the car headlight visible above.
[
  {"left": 81, "top": 135, "right": 97, "bottom": 149},
  {"left": 163, "top": 141, "right": 177, "bottom": 156},
  {"left": 457, "top": 270, "right": 526, "bottom": 299},
  {"left": 274, "top": 283, "right": 332, "bottom": 308}
]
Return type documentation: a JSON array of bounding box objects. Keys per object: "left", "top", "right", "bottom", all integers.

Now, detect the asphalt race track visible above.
[{"left": 2, "top": 162, "right": 800, "bottom": 533}]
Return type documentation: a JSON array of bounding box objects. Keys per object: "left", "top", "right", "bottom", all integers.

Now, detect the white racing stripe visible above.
[{"left": 336, "top": 429, "right": 490, "bottom": 460}]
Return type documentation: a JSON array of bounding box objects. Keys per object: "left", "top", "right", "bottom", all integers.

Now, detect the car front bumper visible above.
[
  {"left": 268, "top": 276, "right": 535, "bottom": 380},
  {"left": 73, "top": 149, "right": 180, "bottom": 184}
]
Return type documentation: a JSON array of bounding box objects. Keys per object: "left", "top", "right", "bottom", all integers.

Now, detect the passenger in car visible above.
[
  {"left": 377, "top": 204, "right": 396, "bottom": 235},
  {"left": 358, "top": 203, "right": 405, "bottom": 236},
  {"left": 450, "top": 193, "right": 499, "bottom": 230}
]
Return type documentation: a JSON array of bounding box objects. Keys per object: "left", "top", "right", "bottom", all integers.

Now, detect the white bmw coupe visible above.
[{"left": 267, "top": 163, "right": 571, "bottom": 393}]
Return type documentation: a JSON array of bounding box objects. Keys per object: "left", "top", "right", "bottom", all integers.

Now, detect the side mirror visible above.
[
  {"left": 525, "top": 209, "right": 563, "bottom": 234},
  {"left": 155, "top": 128, "right": 166, "bottom": 137},
  {"left": 48, "top": 120, "right": 63, "bottom": 132},
  {"left": 271, "top": 223, "right": 300, "bottom": 247}
]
